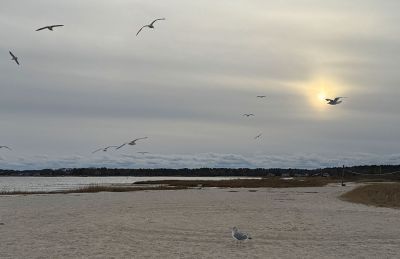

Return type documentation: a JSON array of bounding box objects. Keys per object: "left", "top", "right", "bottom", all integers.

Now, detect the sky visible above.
[{"left": 1, "top": 0, "right": 400, "bottom": 170}]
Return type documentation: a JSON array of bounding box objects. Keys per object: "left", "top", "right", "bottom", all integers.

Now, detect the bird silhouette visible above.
[
  {"left": 92, "top": 145, "right": 119, "bottom": 154},
  {"left": 254, "top": 133, "right": 262, "bottom": 139},
  {"left": 116, "top": 137, "right": 148, "bottom": 150},
  {"left": 326, "top": 97, "right": 347, "bottom": 105},
  {"left": 9, "top": 51, "right": 19, "bottom": 65},
  {"left": 136, "top": 18, "right": 166, "bottom": 36},
  {"left": 36, "top": 25, "right": 64, "bottom": 31},
  {"left": 0, "top": 146, "right": 12, "bottom": 151},
  {"left": 243, "top": 114, "right": 255, "bottom": 117}
]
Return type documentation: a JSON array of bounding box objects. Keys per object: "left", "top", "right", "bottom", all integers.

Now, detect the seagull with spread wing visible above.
[
  {"left": 136, "top": 18, "right": 166, "bottom": 36},
  {"left": 0, "top": 146, "right": 12, "bottom": 151},
  {"left": 92, "top": 145, "right": 119, "bottom": 154},
  {"left": 116, "top": 137, "right": 148, "bottom": 150},
  {"left": 9, "top": 51, "right": 19, "bottom": 65},
  {"left": 36, "top": 25, "right": 64, "bottom": 31},
  {"left": 326, "top": 97, "right": 347, "bottom": 105},
  {"left": 243, "top": 114, "right": 255, "bottom": 117}
]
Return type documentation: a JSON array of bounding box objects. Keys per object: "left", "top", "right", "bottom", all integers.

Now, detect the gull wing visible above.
[
  {"left": 325, "top": 98, "right": 333, "bottom": 102},
  {"left": 36, "top": 26, "right": 49, "bottom": 31},
  {"left": 9, "top": 51, "right": 16, "bottom": 59},
  {"left": 92, "top": 148, "right": 104, "bottom": 154},
  {"left": 233, "top": 231, "right": 249, "bottom": 241},
  {"left": 150, "top": 18, "right": 166, "bottom": 26},
  {"left": 116, "top": 143, "right": 127, "bottom": 150},
  {"left": 129, "top": 137, "right": 148, "bottom": 145},
  {"left": 0, "top": 146, "right": 12, "bottom": 150},
  {"left": 134, "top": 137, "right": 148, "bottom": 142},
  {"left": 51, "top": 25, "right": 64, "bottom": 28},
  {"left": 136, "top": 25, "right": 149, "bottom": 36}
]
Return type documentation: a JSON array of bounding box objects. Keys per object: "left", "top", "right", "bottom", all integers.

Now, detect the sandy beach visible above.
[{"left": 1, "top": 184, "right": 399, "bottom": 258}]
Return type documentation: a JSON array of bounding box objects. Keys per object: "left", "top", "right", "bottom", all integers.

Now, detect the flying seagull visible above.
[
  {"left": 0, "top": 146, "right": 12, "bottom": 151},
  {"left": 136, "top": 18, "right": 166, "bottom": 36},
  {"left": 232, "top": 227, "right": 252, "bottom": 244},
  {"left": 326, "top": 97, "right": 347, "bottom": 105},
  {"left": 243, "top": 114, "right": 255, "bottom": 117},
  {"left": 9, "top": 51, "right": 19, "bottom": 65},
  {"left": 254, "top": 133, "right": 262, "bottom": 139},
  {"left": 36, "top": 25, "right": 64, "bottom": 31},
  {"left": 138, "top": 152, "right": 150, "bottom": 155},
  {"left": 116, "top": 137, "right": 148, "bottom": 150},
  {"left": 257, "top": 95, "right": 266, "bottom": 98},
  {"left": 92, "top": 145, "right": 119, "bottom": 154}
]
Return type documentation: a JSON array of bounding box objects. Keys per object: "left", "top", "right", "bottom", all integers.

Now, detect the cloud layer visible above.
[
  {"left": 1, "top": 1, "right": 400, "bottom": 169},
  {"left": 1, "top": 152, "right": 400, "bottom": 170}
]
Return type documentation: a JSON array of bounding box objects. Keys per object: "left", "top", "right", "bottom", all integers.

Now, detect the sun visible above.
[
  {"left": 302, "top": 76, "right": 346, "bottom": 111},
  {"left": 317, "top": 91, "right": 327, "bottom": 102}
]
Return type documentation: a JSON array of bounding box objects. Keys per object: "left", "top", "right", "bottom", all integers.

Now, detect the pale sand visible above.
[{"left": 1, "top": 184, "right": 400, "bottom": 258}]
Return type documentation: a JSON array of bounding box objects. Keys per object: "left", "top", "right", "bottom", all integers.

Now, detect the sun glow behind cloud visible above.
[{"left": 301, "top": 76, "right": 347, "bottom": 113}]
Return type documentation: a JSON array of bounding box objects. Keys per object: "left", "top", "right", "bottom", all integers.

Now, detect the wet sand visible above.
[{"left": 1, "top": 184, "right": 399, "bottom": 258}]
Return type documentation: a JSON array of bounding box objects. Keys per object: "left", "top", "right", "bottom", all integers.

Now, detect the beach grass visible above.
[{"left": 341, "top": 183, "right": 400, "bottom": 208}]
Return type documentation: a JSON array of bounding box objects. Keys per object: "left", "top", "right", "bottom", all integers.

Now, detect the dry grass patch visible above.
[
  {"left": 341, "top": 183, "right": 400, "bottom": 208},
  {"left": 135, "top": 177, "right": 334, "bottom": 188}
]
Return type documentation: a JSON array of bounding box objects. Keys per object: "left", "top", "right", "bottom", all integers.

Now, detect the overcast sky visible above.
[{"left": 1, "top": 0, "right": 400, "bottom": 169}]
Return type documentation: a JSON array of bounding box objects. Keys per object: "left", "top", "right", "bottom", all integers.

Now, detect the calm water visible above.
[{"left": 0, "top": 177, "right": 254, "bottom": 192}]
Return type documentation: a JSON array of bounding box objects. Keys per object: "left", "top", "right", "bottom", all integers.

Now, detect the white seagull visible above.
[
  {"left": 326, "top": 97, "right": 347, "bottom": 105},
  {"left": 254, "top": 133, "right": 262, "bottom": 139},
  {"left": 136, "top": 18, "right": 166, "bottom": 36},
  {"left": 243, "top": 114, "right": 255, "bottom": 117},
  {"left": 36, "top": 25, "right": 64, "bottom": 31},
  {"left": 92, "top": 145, "right": 119, "bottom": 154},
  {"left": 232, "top": 227, "right": 252, "bottom": 244},
  {"left": 9, "top": 51, "right": 19, "bottom": 65},
  {"left": 0, "top": 146, "right": 12, "bottom": 151},
  {"left": 116, "top": 137, "right": 148, "bottom": 150}
]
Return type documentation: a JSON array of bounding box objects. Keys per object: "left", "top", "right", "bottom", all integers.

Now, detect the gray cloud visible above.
[{"left": 1, "top": 1, "right": 400, "bottom": 169}]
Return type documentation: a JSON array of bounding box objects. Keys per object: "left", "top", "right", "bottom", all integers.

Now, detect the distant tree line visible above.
[{"left": 0, "top": 165, "right": 400, "bottom": 179}]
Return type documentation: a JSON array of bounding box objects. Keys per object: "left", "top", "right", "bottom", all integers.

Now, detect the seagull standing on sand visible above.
[
  {"left": 326, "top": 97, "right": 347, "bottom": 105},
  {"left": 92, "top": 146, "right": 119, "bottom": 154},
  {"left": 116, "top": 137, "right": 148, "bottom": 150},
  {"left": 254, "top": 133, "right": 262, "bottom": 139},
  {"left": 232, "top": 227, "right": 252, "bottom": 244},
  {"left": 243, "top": 114, "right": 255, "bottom": 117},
  {"left": 36, "top": 25, "right": 64, "bottom": 31},
  {"left": 0, "top": 146, "right": 12, "bottom": 151},
  {"left": 9, "top": 51, "right": 19, "bottom": 65},
  {"left": 136, "top": 18, "right": 166, "bottom": 36}
]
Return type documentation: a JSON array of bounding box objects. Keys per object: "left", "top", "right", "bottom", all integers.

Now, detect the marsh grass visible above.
[
  {"left": 135, "top": 177, "right": 334, "bottom": 188},
  {"left": 341, "top": 183, "right": 400, "bottom": 208}
]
